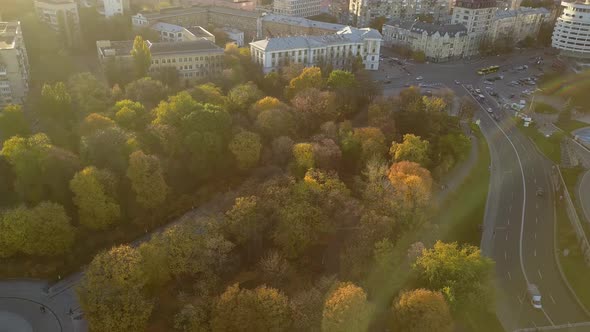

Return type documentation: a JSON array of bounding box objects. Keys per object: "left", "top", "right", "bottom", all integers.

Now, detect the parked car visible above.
[
  {"left": 416, "top": 76, "right": 423, "bottom": 80},
  {"left": 487, "top": 107, "right": 493, "bottom": 113},
  {"left": 454, "top": 80, "right": 461, "bottom": 85}
]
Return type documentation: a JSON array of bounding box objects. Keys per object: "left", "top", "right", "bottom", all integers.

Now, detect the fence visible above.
[{"left": 555, "top": 165, "right": 590, "bottom": 266}]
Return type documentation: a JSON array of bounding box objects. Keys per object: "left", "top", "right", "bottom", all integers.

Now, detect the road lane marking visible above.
[
  {"left": 536, "top": 203, "right": 539, "bottom": 209},
  {"left": 506, "top": 234, "right": 509, "bottom": 241},
  {"left": 550, "top": 294, "right": 556, "bottom": 304},
  {"left": 534, "top": 178, "right": 537, "bottom": 184},
  {"left": 535, "top": 233, "right": 537, "bottom": 239},
  {"left": 517, "top": 295, "right": 523, "bottom": 304},
  {"left": 505, "top": 251, "right": 507, "bottom": 260},
  {"left": 509, "top": 205, "right": 512, "bottom": 212},
  {"left": 507, "top": 271, "right": 512, "bottom": 280},
  {"left": 538, "top": 270, "right": 543, "bottom": 279},
  {"left": 542, "top": 308, "right": 555, "bottom": 326},
  {"left": 534, "top": 249, "right": 537, "bottom": 257},
  {"left": 507, "top": 218, "right": 510, "bottom": 225}
]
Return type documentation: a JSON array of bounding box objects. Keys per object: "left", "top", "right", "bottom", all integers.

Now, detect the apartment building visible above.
[
  {"left": 222, "top": 27, "right": 245, "bottom": 46},
  {"left": 451, "top": 0, "right": 496, "bottom": 56},
  {"left": 0, "top": 22, "right": 30, "bottom": 106},
  {"left": 103, "top": 0, "right": 130, "bottom": 17},
  {"left": 250, "top": 26, "right": 382, "bottom": 73},
  {"left": 491, "top": 7, "right": 549, "bottom": 43},
  {"left": 382, "top": 20, "right": 469, "bottom": 62},
  {"left": 96, "top": 38, "right": 224, "bottom": 81},
  {"left": 34, "top": 0, "right": 81, "bottom": 48},
  {"left": 552, "top": 0, "right": 590, "bottom": 59},
  {"left": 273, "top": 0, "right": 322, "bottom": 17}
]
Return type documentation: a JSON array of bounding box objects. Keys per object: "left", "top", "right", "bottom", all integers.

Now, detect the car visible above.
[
  {"left": 492, "top": 113, "right": 499, "bottom": 121},
  {"left": 487, "top": 107, "right": 493, "bottom": 113},
  {"left": 484, "top": 81, "right": 494, "bottom": 85},
  {"left": 510, "top": 94, "right": 515, "bottom": 98},
  {"left": 404, "top": 82, "right": 410, "bottom": 87},
  {"left": 490, "top": 91, "right": 498, "bottom": 97},
  {"left": 454, "top": 80, "right": 461, "bottom": 85},
  {"left": 384, "top": 80, "right": 392, "bottom": 84},
  {"left": 416, "top": 76, "right": 423, "bottom": 80},
  {"left": 536, "top": 187, "right": 544, "bottom": 197},
  {"left": 528, "top": 284, "right": 542, "bottom": 309}
]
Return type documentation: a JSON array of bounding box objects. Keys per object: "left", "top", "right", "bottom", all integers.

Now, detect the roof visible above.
[
  {"left": 385, "top": 20, "right": 467, "bottom": 37},
  {"left": 137, "top": 5, "right": 258, "bottom": 21},
  {"left": 187, "top": 26, "right": 214, "bottom": 38},
  {"left": 454, "top": 0, "right": 496, "bottom": 9},
  {"left": 0, "top": 22, "right": 20, "bottom": 49},
  {"left": 261, "top": 13, "right": 346, "bottom": 31},
  {"left": 250, "top": 26, "right": 381, "bottom": 51},
  {"left": 34, "top": 0, "right": 77, "bottom": 5},
  {"left": 149, "top": 39, "right": 223, "bottom": 55},
  {"left": 98, "top": 40, "right": 134, "bottom": 56},
  {"left": 495, "top": 6, "right": 550, "bottom": 19}
]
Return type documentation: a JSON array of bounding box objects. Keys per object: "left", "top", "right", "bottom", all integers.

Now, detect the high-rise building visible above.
[
  {"left": 103, "top": 0, "right": 130, "bottom": 18},
  {"left": 552, "top": 0, "right": 590, "bottom": 59},
  {"left": 0, "top": 21, "right": 30, "bottom": 106},
  {"left": 273, "top": 0, "right": 322, "bottom": 17},
  {"left": 451, "top": 0, "right": 496, "bottom": 55},
  {"left": 33, "top": 0, "right": 81, "bottom": 48}
]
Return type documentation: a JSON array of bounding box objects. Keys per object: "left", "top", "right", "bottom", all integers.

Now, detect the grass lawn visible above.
[
  {"left": 555, "top": 197, "right": 590, "bottom": 312},
  {"left": 532, "top": 102, "right": 559, "bottom": 114},
  {"left": 556, "top": 119, "right": 589, "bottom": 133},
  {"left": 518, "top": 123, "right": 563, "bottom": 164},
  {"left": 439, "top": 126, "right": 491, "bottom": 246}
]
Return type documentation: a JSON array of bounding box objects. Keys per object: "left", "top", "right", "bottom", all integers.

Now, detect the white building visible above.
[
  {"left": 491, "top": 7, "right": 549, "bottom": 43},
  {"left": 273, "top": 0, "right": 322, "bottom": 17},
  {"left": 451, "top": 0, "right": 496, "bottom": 56},
  {"left": 383, "top": 20, "right": 469, "bottom": 62},
  {"left": 102, "top": 0, "right": 129, "bottom": 18},
  {"left": 150, "top": 22, "right": 216, "bottom": 43},
  {"left": 250, "top": 26, "right": 382, "bottom": 73},
  {"left": 0, "top": 21, "right": 30, "bottom": 106},
  {"left": 552, "top": 0, "right": 590, "bottom": 59},
  {"left": 222, "top": 27, "right": 244, "bottom": 46}
]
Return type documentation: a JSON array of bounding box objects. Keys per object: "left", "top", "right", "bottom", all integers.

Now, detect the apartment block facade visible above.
[
  {"left": 491, "top": 7, "right": 549, "bottom": 43},
  {"left": 250, "top": 26, "right": 382, "bottom": 73},
  {"left": 552, "top": 0, "right": 590, "bottom": 59},
  {"left": 103, "top": 0, "right": 130, "bottom": 18},
  {"left": 272, "top": 0, "right": 322, "bottom": 17},
  {"left": 0, "top": 21, "right": 30, "bottom": 106},
  {"left": 34, "top": 0, "right": 81, "bottom": 48},
  {"left": 451, "top": 0, "right": 496, "bottom": 56}
]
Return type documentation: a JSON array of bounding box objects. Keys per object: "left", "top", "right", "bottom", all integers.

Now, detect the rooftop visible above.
[
  {"left": 261, "top": 13, "right": 346, "bottom": 31},
  {"left": 495, "top": 6, "right": 550, "bottom": 19},
  {"left": 187, "top": 26, "right": 214, "bottom": 38},
  {"left": 454, "top": 0, "right": 496, "bottom": 9},
  {"left": 250, "top": 26, "right": 381, "bottom": 51},
  {"left": 151, "top": 22, "right": 185, "bottom": 33},
  {"left": 34, "top": 0, "right": 77, "bottom": 5},
  {"left": 0, "top": 22, "right": 20, "bottom": 49},
  {"left": 136, "top": 5, "right": 258, "bottom": 20},
  {"left": 98, "top": 39, "right": 223, "bottom": 57},
  {"left": 386, "top": 20, "right": 468, "bottom": 37}
]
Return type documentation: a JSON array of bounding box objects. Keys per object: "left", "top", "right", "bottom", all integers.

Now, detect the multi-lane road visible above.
[{"left": 376, "top": 49, "right": 590, "bottom": 331}]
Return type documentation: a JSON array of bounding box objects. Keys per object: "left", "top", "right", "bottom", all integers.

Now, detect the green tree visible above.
[
  {"left": 0, "top": 104, "right": 29, "bottom": 142},
  {"left": 229, "top": 131, "right": 262, "bottom": 171},
  {"left": 291, "top": 88, "right": 337, "bottom": 134},
  {"left": 389, "top": 134, "right": 430, "bottom": 166},
  {"left": 227, "top": 81, "right": 263, "bottom": 112},
  {"left": 414, "top": 241, "right": 495, "bottom": 312},
  {"left": 126, "top": 150, "right": 168, "bottom": 209},
  {"left": 292, "top": 143, "right": 315, "bottom": 175},
  {"left": 327, "top": 70, "right": 357, "bottom": 90},
  {"left": 286, "top": 67, "right": 324, "bottom": 98},
  {"left": 322, "top": 282, "right": 373, "bottom": 332},
  {"left": 458, "top": 96, "right": 476, "bottom": 121},
  {"left": 79, "top": 113, "right": 116, "bottom": 137},
  {"left": 190, "top": 83, "right": 226, "bottom": 106},
  {"left": 77, "top": 245, "right": 153, "bottom": 332},
  {"left": 114, "top": 100, "right": 149, "bottom": 131},
  {"left": 211, "top": 284, "right": 292, "bottom": 331},
  {"left": 131, "top": 35, "right": 152, "bottom": 78},
  {"left": 423, "top": 96, "right": 446, "bottom": 113},
  {"left": 0, "top": 202, "right": 75, "bottom": 257},
  {"left": 70, "top": 166, "right": 121, "bottom": 230},
  {"left": 125, "top": 77, "right": 168, "bottom": 109},
  {"left": 255, "top": 108, "right": 295, "bottom": 139},
  {"left": 80, "top": 126, "right": 136, "bottom": 175},
  {"left": 391, "top": 289, "right": 453, "bottom": 332},
  {"left": 67, "top": 72, "right": 111, "bottom": 116},
  {"left": 353, "top": 127, "right": 388, "bottom": 164},
  {"left": 412, "top": 51, "right": 426, "bottom": 63},
  {"left": 224, "top": 196, "right": 265, "bottom": 248}
]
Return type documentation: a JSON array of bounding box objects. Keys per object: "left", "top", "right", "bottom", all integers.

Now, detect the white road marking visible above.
[
  {"left": 542, "top": 308, "right": 555, "bottom": 326},
  {"left": 505, "top": 251, "right": 507, "bottom": 260},
  {"left": 535, "top": 233, "right": 537, "bottom": 239},
  {"left": 507, "top": 271, "right": 512, "bottom": 280},
  {"left": 534, "top": 178, "right": 537, "bottom": 184},
  {"left": 517, "top": 295, "right": 523, "bottom": 304},
  {"left": 536, "top": 203, "right": 539, "bottom": 209},
  {"left": 509, "top": 205, "right": 512, "bottom": 212},
  {"left": 538, "top": 269, "right": 543, "bottom": 279},
  {"left": 507, "top": 218, "right": 510, "bottom": 225},
  {"left": 506, "top": 233, "right": 509, "bottom": 241},
  {"left": 550, "top": 294, "right": 556, "bottom": 304},
  {"left": 532, "top": 320, "right": 537, "bottom": 327}
]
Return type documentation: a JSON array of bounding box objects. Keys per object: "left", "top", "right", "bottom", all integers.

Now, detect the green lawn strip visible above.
[
  {"left": 560, "top": 167, "right": 590, "bottom": 236},
  {"left": 438, "top": 126, "right": 491, "bottom": 246},
  {"left": 556, "top": 119, "right": 589, "bottom": 133},
  {"left": 517, "top": 123, "right": 563, "bottom": 164},
  {"left": 532, "top": 102, "right": 559, "bottom": 114},
  {"left": 555, "top": 198, "right": 590, "bottom": 311}
]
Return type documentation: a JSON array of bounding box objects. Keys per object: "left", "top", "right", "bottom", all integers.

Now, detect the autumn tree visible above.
[
  {"left": 327, "top": 70, "right": 359, "bottom": 115},
  {"left": 0, "top": 202, "right": 75, "bottom": 258},
  {"left": 271, "top": 136, "right": 294, "bottom": 166},
  {"left": 224, "top": 196, "right": 266, "bottom": 261},
  {"left": 414, "top": 241, "right": 495, "bottom": 312},
  {"left": 250, "top": 96, "right": 287, "bottom": 119},
  {"left": 113, "top": 99, "right": 149, "bottom": 131},
  {"left": 256, "top": 108, "right": 295, "bottom": 139},
  {"left": 459, "top": 96, "right": 476, "bottom": 121},
  {"left": 0, "top": 104, "right": 29, "bottom": 142},
  {"left": 211, "top": 284, "right": 292, "bottom": 331},
  {"left": 1, "top": 134, "right": 80, "bottom": 205},
  {"left": 229, "top": 131, "right": 262, "bottom": 170},
  {"left": 322, "top": 282, "right": 374, "bottom": 332},
  {"left": 423, "top": 96, "right": 447, "bottom": 113},
  {"left": 227, "top": 81, "right": 263, "bottom": 112},
  {"left": 391, "top": 289, "right": 453, "bottom": 332},
  {"left": 67, "top": 72, "right": 111, "bottom": 116},
  {"left": 79, "top": 113, "right": 116, "bottom": 136},
  {"left": 80, "top": 126, "right": 136, "bottom": 175},
  {"left": 77, "top": 245, "right": 153, "bottom": 332},
  {"left": 124, "top": 77, "right": 168, "bottom": 109},
  {"left": 286, "top": 66, "right": 324, "bottom": 98},
  {"left": 353, "top": 127, "right": 388, "bottom": 165},
  {"left": 38, "top": 82, "right": 75, "bottom": 148},
  {"left": 389, "top": 134, "right": 430, "bottom": 166},
  {"left": 70, "top": 166, "right": 120, "bottom": 230},
  {"left": 126, "top": 150, "right": 168, "bottom": 209},
  {"left": 367, "top": 100, "right": 395, "bottom": 140},
  {"left": 388, "top": 161, "right": 432, "bottom": 208},
  {"left": 312, "top": 138, "right": 342, "bottom": 170},
  {"left": 292, "top": 143, "right": 315, "bottom": 175},
  {"left": 291, "top": 88, "right": 337, "bottom": 134},
  {"left": 131, "top": 35, "right": 152, "bottom": 78},
  {"left": 190, "top": 82, "right": 226, "bottom": 106}
]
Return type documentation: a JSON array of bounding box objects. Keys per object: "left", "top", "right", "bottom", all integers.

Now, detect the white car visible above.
[
  {"left": 416, "top": 76, "right": 423, "bottom": 81},
  {"left": 487, "top": 108, "right": 493, "bottom": 113},
  {"left": 454, "top": 80, "right": 461, "bottom": 85}
]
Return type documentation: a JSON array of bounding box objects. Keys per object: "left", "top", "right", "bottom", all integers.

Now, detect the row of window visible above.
[{"left": 151, "top": 55, "right": 223, "bottom": 65}]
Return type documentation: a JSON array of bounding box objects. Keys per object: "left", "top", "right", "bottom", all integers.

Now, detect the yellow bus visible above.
[{"left": 477, "top": 65, "right": 500, "bottom": 75}]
